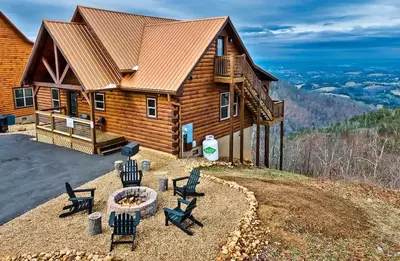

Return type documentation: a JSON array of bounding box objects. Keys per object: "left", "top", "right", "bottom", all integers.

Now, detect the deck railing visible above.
[
  {"left": 215, "top": 55, "right": 245, "bottom": 78},
  {"left": 36, "top": 110, "right": 93, "bottom": 142},
  {"left": 215, "top": 54, "right": 283, "bottom": 120},
  {"left": 272, "top": 101, "right": 284, "bottom": 118}
]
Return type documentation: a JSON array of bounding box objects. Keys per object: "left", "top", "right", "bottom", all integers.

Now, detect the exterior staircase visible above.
[{"left": 216, "top": 54, "right": 284, "bottom": 123}]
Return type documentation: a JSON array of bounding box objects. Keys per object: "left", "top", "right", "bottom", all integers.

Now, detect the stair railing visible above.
[{"left": 238, "top": 55, "right": 274, "bottom": 117}]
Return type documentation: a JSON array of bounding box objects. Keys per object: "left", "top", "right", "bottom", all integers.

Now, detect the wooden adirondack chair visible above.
[
  {"left": 164, "top": 198, "right": 203, "bottom": 235},
  {"left": 120, "top": 159, "right": 143, "bottom": 187},
  {"left": 172, "top": 168, "right": 205, "bottom": 199},
  {"left": 109, "top": 211, "right": 141, "bottom": 251},
  {"left": 59, "top": 182, "right": 95, "bottom": 218}
]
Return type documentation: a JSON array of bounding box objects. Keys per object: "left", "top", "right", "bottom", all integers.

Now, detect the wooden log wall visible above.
[
  {"left": 36, "top": 87, "right": 67, "bottom": 111},
  {"left": 180, "top": 29, "right": 253, "bottom": 146},
  {"left": 0, "top": 16, "right": 33, "bottom": 117},
  {"left": 78, "top": 90, "right": 177, "bottom": 154}
]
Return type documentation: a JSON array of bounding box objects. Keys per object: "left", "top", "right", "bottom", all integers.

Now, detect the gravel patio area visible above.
[{"left": 0, "top": 149, "right": 248, "bottom": 261}]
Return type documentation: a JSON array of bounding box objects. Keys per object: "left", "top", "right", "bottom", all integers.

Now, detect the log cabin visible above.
[
  {"left": 0, "top": 11, "right": 34, "bottom": 123},
  {"left": 21, "top": 6, "right": 284, "bottom": 167}
]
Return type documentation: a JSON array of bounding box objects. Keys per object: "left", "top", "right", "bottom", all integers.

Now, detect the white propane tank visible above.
[{"left": 202, "top": 135, "right": 219, "bottom": 161}]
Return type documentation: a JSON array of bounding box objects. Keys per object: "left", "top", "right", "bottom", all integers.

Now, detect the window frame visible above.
[
  {"left": 14, "top": 87, "right": 33, "bottom": 109},
  {"left": 217, "top": 36, "right": 225, "bottom": 57},
  {"left": 51, "top": 88, "right": 60, "bottom": 111},
  {"left": 146, "top": 97, "right": 157, "bottom": 119},
  {"left": 220, "top": 92, "right": 239, "bottom": 121},
  {"left": 94, "top": 93, "right": 105, "bottom": 111}
]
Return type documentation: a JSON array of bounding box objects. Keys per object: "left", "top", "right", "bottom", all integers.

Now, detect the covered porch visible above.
[{"left": 35, "top": 108, "right": 125, "bottom": 155}]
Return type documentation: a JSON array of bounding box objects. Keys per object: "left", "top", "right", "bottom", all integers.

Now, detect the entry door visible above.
[{"left": 68, "top": 91, "right": 78, "bottom": 117}]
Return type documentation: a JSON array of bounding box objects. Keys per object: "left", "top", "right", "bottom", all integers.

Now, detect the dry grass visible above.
[
  {"left": 205, "top": 167, "right": 400, "bottom": 260},
  {"left": 0, "top": 150, "right": 248, "bottom": 261}
]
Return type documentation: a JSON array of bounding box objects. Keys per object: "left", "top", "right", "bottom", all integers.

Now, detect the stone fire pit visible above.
[{"left": 107, "top": 186, "right": 158, "bottom": 219}]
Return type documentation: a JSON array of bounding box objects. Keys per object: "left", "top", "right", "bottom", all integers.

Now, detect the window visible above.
[
  {"left": 51, "top": 88, "right": 60, "bottom": 109},
  {"left": 94, "top": 93, "right": 105, "bottom": 110},
  {"left": 14, "top": 88, "right": 33, "bottom": 108},
  {"left": 220, "top": 92, "right": 239, "bottom": 120},
  {"left": 147, "top": 97, "right": 157, "bottom": 118},
  {"left": 217, "top": 37, "right": 225, "bottom": 57},
  {"left": 233, "top": 93, "right": 239, "bottom": 117}
]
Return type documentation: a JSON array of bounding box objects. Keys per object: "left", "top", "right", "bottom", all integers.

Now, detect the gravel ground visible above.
[{"left": 0, "top": 150, "right": 248, "bottom": 261}]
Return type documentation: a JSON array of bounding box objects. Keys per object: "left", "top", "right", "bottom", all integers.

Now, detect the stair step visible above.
[{"left": 99, "top": 145, "right": 124, "bottom": 156}]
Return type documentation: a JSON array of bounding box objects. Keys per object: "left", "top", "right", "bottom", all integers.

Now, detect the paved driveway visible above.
[{"left": 0, "top": 134, "right": 124, "bottom": 225}]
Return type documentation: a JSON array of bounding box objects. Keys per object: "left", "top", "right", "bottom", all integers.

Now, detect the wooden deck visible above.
[{"left": 35, "top": 110, "right": 126, "bottom": 155}]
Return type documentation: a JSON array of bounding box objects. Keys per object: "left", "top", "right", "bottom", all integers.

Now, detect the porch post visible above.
[
  {"left": 90, "top": 92, "right": 96, "bottom": 153},
  {"left": 265, "top": 125, "right": 270, "bottom": 168},
  {"left": 279, "top": 120, "right": 284, "bottom": 171},
  {"left": 256, "top": 100, "right": 261, "bottom": 167},
  {"left": 229, "top": 82, "right": 234, "bottom": 164},
  {"left": 240, "top": 82, "right": 245, "bottom": 164}
]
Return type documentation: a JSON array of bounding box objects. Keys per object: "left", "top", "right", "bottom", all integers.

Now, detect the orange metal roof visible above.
[
  {"left": 121, "top": 17, "right": 228, "bottom": 93},
  {"left": 74, "top": 6, "right": 177, "bottom": 70},
  {"left": 44, "top": 20, "right": 122, "bottom": 91}
]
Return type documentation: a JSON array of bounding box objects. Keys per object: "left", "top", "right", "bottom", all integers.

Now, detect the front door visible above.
[{"left": 68, "top": 91, "right": 78, "bottom": 117}]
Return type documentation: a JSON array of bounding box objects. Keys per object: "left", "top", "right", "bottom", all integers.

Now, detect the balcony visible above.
[{"left": 214, "top": 55, "right": 245, "bottom": 83}]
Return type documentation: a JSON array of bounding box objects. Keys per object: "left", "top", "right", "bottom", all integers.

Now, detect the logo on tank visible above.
[{"left": 203, "top": 146, "right": 216, "bottom": 155}]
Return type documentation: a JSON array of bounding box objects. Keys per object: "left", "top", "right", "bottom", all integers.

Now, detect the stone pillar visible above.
[
  {"left": 88, "top": 212, "right": 102, "bottom": 236},
  {"left": 114, "top": 160, "right": 124, "bottom": 177}
]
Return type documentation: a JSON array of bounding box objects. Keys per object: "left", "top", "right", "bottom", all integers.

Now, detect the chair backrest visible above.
[
  {"left": 186, "top": 168, "right": 201, "bottom": 192},
  {"left": 65, "top": 182, "right": 76, "bottom": 199},
  {"left": 181, "top": 198, "right": 197, "bottom": 222},
  {"left": 113, "top": 212, "right": 140, "bottom": 235},
  {"left": 122, "top": 160, "right": 140, "bottom": 182}
]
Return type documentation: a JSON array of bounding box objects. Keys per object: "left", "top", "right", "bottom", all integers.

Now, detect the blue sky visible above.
[{"left": 1, "top": 0, "right": 400, "bottom": 69}]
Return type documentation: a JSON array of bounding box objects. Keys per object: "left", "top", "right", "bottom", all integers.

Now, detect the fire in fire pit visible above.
[
  {"left": 107, "top": 186, "right": 158, "bottom": 219},
  {"left": 118, "top": 195, "right": 144, "bottom": 206}
]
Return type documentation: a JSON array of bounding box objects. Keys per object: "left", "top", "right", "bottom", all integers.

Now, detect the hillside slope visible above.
[
  {"left": 278, "top": 108, "right": 400, "bottom": 189},
  {"left": 205, "top": 166, "right": 400, "bottom": 260},
  {"left": 270, "top": 81, "right": 376, "bottom": 132}
]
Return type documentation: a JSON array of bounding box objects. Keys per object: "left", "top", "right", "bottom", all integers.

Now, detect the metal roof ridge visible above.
[
  {"left": 77, "top": 5, "right": 178, "bottom": 21},
  {"left": 144, "top": 16, "right": 229, "bottom": 27},
  {"left": 43, "top": 20, "right": 85, "bottom": 25}
]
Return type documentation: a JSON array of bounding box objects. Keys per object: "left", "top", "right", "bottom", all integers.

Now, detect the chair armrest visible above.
[
  {"left": 73, "top": 188, "right": 96, "bottom": 193},
  {"left": 163, "top": 208, "right": 184, "bottom": 217},
  {"left": 133, "top": 212, "right": 141, "bottom": 225},
  {"left": 172, "top": 176, "right": 189, "bottom": 182},
  {"left": 177, "top": 198, "right": 191, "bottom": 205},
  {"left": 69, "top": 196, "right": 94, "bottom": 201},
  {"left": 108, "top": 212, "right": 115, "bottom": 227}
]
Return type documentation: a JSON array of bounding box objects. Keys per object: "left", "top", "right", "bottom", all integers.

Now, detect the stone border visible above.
[
  {"left": 107, "top": 186, "right": 158, "bottom": 219},
  {"left": 1, "top": 250, "right": 117, "bottom": 261},
  {"left": 186, "top": 160, "right": 261, "bottom": 260}
]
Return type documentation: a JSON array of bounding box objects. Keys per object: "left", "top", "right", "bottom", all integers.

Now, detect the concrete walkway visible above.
[{"left": 0, "top": 134, "right": 124, "bottom": 225}]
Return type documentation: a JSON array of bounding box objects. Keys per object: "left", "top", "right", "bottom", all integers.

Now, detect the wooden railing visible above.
[
  {"left": 272, "top": 101, "right": 284, "bottom": 118},
  {"left": 215, "top": 54, "right": 284, "bottom": 121},
  {"left": 36, "top": 110, "right": 93, "bottom": 142},
  {"left": 215, "top": 55, "right": 244, "bottom": 78}
]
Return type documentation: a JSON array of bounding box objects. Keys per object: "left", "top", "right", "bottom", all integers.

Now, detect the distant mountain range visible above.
[{"left": 268, "top": 65, "right": 400, "bottom": 109}]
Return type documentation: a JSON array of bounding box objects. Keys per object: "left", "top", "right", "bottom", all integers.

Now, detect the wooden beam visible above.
[
  {"left": 256, "top": 100, "right": 261, "bottom": 167},
  {"left": 33, "top": 81, "right": 81, "bottom": 91},
  {"left": 53, "top": 43, "right": 59, "bottom": 84},
  {"left": 229, "top": 83, "right": 234, "bottom": 164},
  {"left": 59, "top": 64, "right": 69, "bottom": 84},
  {"left": 279, "top": 120, "right": 284, "bottom": 171},
  {"left": 265, "top": 125, "right": 270, "bottom": 168},
  {"left": 41, "top": 57, "right": 58, "bottom": 84},
  {"left": 90, "top": 92, "right": 97, "bottom": 153},
  {"left": 240, "top": 82, "right": 245, "bottom": 164},
  {"left": 81, "top": 91, "right": 91, "bottom": 109}
]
